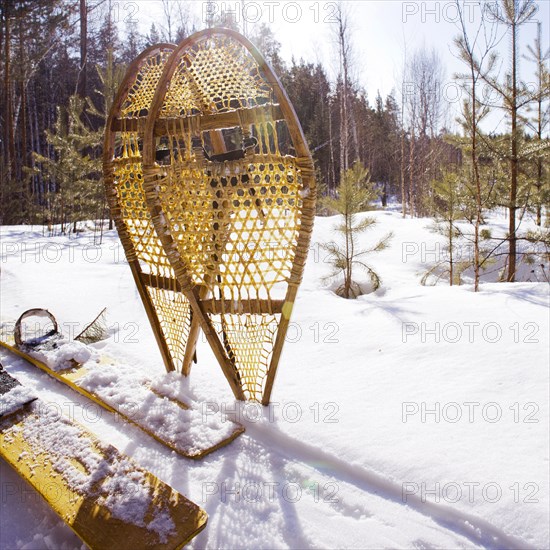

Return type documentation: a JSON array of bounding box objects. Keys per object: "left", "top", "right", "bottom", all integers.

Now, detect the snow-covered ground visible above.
[{"left": 1, "top": 210, "right": 548, "bottom": 549}]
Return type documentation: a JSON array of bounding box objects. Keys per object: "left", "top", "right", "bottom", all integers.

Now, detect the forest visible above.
[{"left": 0, "top": 0, "right": 548, "bottom": 290}]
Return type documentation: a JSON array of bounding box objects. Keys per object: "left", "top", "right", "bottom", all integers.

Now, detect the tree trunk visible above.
[
  {"left": 471, "top": 70, "right": 482, "bottom": 292},
  {"left": 20, "top": 79, "right": 28, "bottom": 172},
  {"left": 77, "top": 0, "right": 87, "bottom": 98},
  {"left": 409, "top": 130, "right": 416, "bottom": 217},
  {"left": 328, "top": 98, "right": 336, "bottom": 192},
  {"left": 350, "top": 104, "right": 360, "bottom": 163},
  {"left": 535, "top": 24, "right": 543, "bottom": 227},
  {"left": 507, "top": 19, "right": 518, "bottom": 283},
  {"left": 3, "top": 0, "right": 14, "bottom": 181},
  {"left": 344, "top": 209, "right": 352, "bottom": 298},
  {"left": 400, "top": 88, "right": 407, "bottom": 217},
  {"left": 449, "top": 219, "right": 454, "bottom": 287},
  {"left": 337, "top": 8, "right": 350, "bottom": 178}
]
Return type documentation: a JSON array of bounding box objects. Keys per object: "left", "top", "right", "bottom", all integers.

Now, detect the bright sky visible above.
[{"left": 121, "top": 0, "right": 549, "bottom": 132}]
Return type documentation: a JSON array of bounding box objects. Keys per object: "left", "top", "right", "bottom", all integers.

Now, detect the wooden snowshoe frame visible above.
[
  {"left": 104, "top": 44, "right": 200, "bottom": 376},
  {"left": 106, "top": 29, "right": 316, "bottom": 404}
]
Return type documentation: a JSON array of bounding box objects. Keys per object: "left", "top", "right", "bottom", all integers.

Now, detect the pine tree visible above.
[
  {"left": 248, "top": 23, "right": 285, "bottom": 75},
  {"left": 88, "top": 49, "right": 125, "bottom": 126},
  {"left": 479, "top": 0, "right": 539, "bottom": 281},
  {"left": 524, "top": 22, "right": 550, "bottom": 227},
  {"left": 145, "top": 23, "right": 160, "bottom": 48},
  {"left": 31, "top": 96, "right": 102, "bottom": 233},
  {"left": 425, "top": 165, "right": 496, "bottom": 286},
  {"left": 424, "top": 171, "right": 466, "bottom": 286},
  {"left": 320, "top": 163, "right": 393, "bottom": 298},
  {"left": 121, "top": 19, "right": 144, "bottom": 65}
]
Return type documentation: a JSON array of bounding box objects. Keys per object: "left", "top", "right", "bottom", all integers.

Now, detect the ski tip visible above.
[{"left": 0, "top": 364, "right": 38, "bottom": 418}]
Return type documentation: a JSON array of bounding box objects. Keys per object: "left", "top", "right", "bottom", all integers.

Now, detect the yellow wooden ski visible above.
[
  {"left": 0, "top": 338, "right": 244, "bottom": 459},
  {"left": 0, "top": 365, "right": 207, "bottom": 550}
]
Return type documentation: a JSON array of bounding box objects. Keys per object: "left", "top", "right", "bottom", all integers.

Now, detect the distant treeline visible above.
[{"left": 0, "top": 1, "right": 548, "bottom": 284}]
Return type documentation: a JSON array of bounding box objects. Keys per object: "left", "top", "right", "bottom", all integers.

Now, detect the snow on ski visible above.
[{"left": 0, "top": 364, "right": 37, "bottom": 417}]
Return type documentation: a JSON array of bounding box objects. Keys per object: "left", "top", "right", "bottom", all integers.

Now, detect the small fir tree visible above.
[
  {"left": 423, "top": 170, "right": 470, "bottom": 285},
  {"left": 320, "top": 163, "right": 393, "bottom": 298},
  {"left": 424, "top": 167, "right": 495, "bottom": 286}
]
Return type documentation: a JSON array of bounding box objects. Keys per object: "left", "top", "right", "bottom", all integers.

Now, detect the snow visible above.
[
  {"left": 0, "top": 209, "right": 548, "bottom": 549},
  {"left": 25, "top": 339, "right": 99, "bottom": 371},
  {"left": 97, "top": 456, "right": 175, "bottom": 543},
  {"left": 0, "top": 385, "right": 37, "bottom": 417}
]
